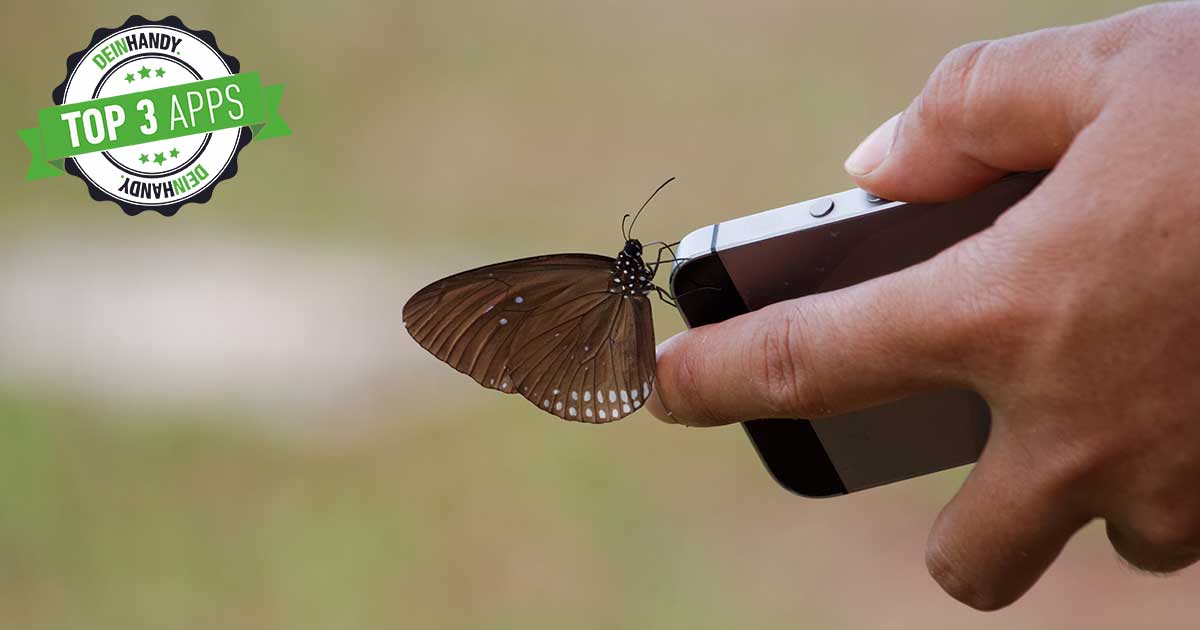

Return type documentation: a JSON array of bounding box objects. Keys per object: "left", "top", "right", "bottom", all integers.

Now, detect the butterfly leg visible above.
[
  {"left": 645, "top": 241, "right": 682, "bottom": 276},
  {"left": 656, "top": 283, "right": 724, "bottom": 305},
  {"left": 642, "top": 240, "right": 680, "bottom": 253},
  {"left": 648, "top": 241, "right": 681, "bottom": 259},
  {"left": 653, "top": 285, "right": 680, "bottom": 308},
  {"left": 673, "top": 284, "right": 723, "bottom": 299}
]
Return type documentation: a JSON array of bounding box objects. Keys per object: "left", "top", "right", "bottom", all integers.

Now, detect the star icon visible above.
[
  {"left": 169, "top": 147, "right": 180, "bottom": 158},
  {"left": 138, "top": 66, "right": 151, "bottom": 79},
  {"left": 125, "top": 73, "right": 136, "bottom": 84},
  {"left": 156, "top": 67, "right": 166, "bottom": 78},
  {"left": 153, "top": 152, "right": 166, "bottom": 165},
  {"left": 138, "top": 153, "right": 149, "bottom": 164}
]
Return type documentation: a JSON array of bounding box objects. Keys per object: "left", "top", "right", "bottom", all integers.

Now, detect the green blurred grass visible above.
[
  {"left": 1, "top": 388, "right": 1180, "bottom": 630},
  {"left": 0, "top": 392, "right": 793, "bottom": 629}
]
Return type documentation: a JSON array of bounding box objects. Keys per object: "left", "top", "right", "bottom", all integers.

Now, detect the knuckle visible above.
[
  {"left": 916, "top": 40, "right": 993, "bottom": 139},
  {"left": 1098, "top": 2, "right": 1183, "bottom": 50},
  {"left": 925, "top": 537, "right": 1007, "bottom": 611},
  {"left": 1088, "top": 8, "right": 1145, "bottom": 62},
  {"left": 934, "top": 235, "right": 1045, "bottom": 378},
  {"left": 668, "top": 334, "right": 722, "bottom": 425},
  {"left": 1079, "top": 7, "right": 1157, "bottom": 96},
  {"left": 1089, "top": 4, "right": 1200, "bottom": 81},
  {"left": 748, "top": 304, "right": 829, "bottom": 418},
  {"left": 1130, "top": 508, "right": 1200, "bottom": 551}
]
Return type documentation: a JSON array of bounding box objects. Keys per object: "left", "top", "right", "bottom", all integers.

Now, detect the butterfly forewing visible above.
[{"left": 403, "top": 254, "right": 656, "bottom": 422}]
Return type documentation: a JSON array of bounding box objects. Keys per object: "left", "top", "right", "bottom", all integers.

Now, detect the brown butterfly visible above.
[{"left": 403, "top": 180, "right": 679, "bottom": 422}]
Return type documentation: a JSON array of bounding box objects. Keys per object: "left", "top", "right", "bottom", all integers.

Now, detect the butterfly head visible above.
[{"left": 621, "top": 239, "right": 644, "bottom": 259}]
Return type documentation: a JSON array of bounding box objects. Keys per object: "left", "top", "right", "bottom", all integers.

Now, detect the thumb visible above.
[{"left": 844, "top": 19, "right": 1120, "bottom": 201}]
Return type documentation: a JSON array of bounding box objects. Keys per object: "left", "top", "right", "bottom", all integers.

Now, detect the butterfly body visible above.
[
  {"left": 403, "top": 239, "right": 659, "bottom": 423},
  {"left": 613, "top": 239, "right": 657, "bottom": 298}
]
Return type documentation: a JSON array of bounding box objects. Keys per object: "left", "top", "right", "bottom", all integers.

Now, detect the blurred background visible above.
[{"left": 1, "top": 0, "right": 1193, "bottom": 628}]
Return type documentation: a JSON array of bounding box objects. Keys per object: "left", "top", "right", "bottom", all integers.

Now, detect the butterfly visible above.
[{"left": 403, "top": 180, "right": 680, "bottom": 423}]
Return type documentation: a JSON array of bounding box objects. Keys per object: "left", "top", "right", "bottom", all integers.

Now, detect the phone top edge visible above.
[
  {"left": 713, "top": 187, "right": 905, "bottom": 252},
  {"left": 672, "top": 188, "right": 903, "bottom": 270},
  {"left": 674, "top": 172, "right": 1049, "bottom": 268},
  {"left": 675, "top": 224, "right": 716, "bottom": 263}
]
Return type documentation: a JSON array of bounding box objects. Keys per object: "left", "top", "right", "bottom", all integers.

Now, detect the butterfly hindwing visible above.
[
  {"left": 403, "top": 254, "right": 656, "bottom": 422},
  {"left": 505, "top": 287, "right": 654, "bottom": 422}
]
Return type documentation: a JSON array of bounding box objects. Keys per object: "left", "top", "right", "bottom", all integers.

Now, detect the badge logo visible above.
[{"left": 18, "top": 15, "right": 290, "bottom": 216}]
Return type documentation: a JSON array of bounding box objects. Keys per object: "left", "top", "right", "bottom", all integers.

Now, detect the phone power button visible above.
[{"left": 809, "top": 197, "right": 835, "bottom": 218}]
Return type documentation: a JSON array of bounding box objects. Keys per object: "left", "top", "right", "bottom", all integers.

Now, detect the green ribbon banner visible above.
[{"left": 19, "top": 72, "right": 289, "bottom": 181}]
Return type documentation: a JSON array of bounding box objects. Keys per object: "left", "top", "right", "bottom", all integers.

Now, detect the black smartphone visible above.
[{"left": 669, "top": 172, "right": 1046, "bottom": 497}]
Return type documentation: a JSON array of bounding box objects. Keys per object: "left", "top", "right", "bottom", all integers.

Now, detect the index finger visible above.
[{"left": 644, "top": 237, "right": 1005, "bottom": 426}]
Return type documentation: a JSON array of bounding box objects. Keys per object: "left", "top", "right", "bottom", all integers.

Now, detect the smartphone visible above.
[{"left": 669, "top": 172, "right": 1046, "bottom": 497}]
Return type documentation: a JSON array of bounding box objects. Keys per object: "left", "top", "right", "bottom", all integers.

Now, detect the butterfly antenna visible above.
[
  {"left": 621, "top": 213, "right": 632, "bottom": 241},
  {"left": 627, "top": 177, "right": 675, "bottom": 239}
]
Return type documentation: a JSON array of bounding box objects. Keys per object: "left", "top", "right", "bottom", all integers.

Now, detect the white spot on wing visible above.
[
  {"left": 542, "top": 399, "right": 549, "bottom": 408},
  {"left": 632, "top": 389, "right": 640, "bottom": 400},
  {"left": 643, "top": 382, "right": 650, "bottom": 398},
  {"left": 586, "top": 408, "right": 593, "bottom": 418},
  {"left": 623, "top": 403, "right": 631, "bottom": 413},
  {"left": 552, "top": 389, "right": 559, "bottom": 395},
  {"left": 568, "top": 407, "right": 576, "bottom": 417},
  {"left": 611, "top": 408, "right": 619, "bottom": 418},
  {"left": 499, "top": 318, "right": 508, "bottom": 326},
  {"left": 608, "top": 390, "right": 617, "bottom": 403},
  {"left": 598, "top": 409, "right": 606, "bottom": 420},
  {"left": 584, "top": 391, "right": 591, "bottom": 402},
  {"left": 620, "top": 390, "right": 629, "bottom": 403},
  {"left": 514, "top": 296, "right": 524, "bottom": 303},
  {"left": 555, "top": 401, "right": 563, "bottom": 411},
  {"left": 633, "top": 400, "right": 641, "bottom": 408},
  {"left": 571, "top": 391, "right": 578, "bottom": 401}
]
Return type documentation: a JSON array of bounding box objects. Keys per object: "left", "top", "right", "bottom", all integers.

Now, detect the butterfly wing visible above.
[{"left": 403, "top": 254, "right": 656, "bottom": 422}]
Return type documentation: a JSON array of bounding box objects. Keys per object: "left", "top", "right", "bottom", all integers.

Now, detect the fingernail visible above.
[{"left": 844, "top": 112, "right": 902, "bottom": 177}]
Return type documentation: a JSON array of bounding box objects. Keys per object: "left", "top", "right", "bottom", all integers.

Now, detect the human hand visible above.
[{"left": 646, "top": 2, "right": 1200, "bottom": 610}]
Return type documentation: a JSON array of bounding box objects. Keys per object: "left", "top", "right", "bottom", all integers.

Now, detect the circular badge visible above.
[{"left": 42, "top": 16, "right": 282, "bottom": 216}]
